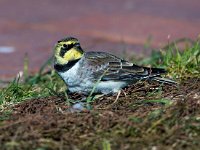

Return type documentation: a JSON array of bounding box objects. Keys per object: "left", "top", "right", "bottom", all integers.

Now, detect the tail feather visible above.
[
  {"left": 144, "top": 67, "right": 167, "bottom": 75},
  {"left": 152, "top": 76, "right": 178, "bottom": 85},
  {"left": 143, "top": 67, "right": 177, "bottom": 85}
]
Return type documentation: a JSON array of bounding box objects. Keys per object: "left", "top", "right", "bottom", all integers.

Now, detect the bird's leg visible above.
[
  {"left": 113, "top": 90, "right": 121, "bottom": 104},
  {"left": 112, "top": 89, "right": 127, "bottom": 104}
]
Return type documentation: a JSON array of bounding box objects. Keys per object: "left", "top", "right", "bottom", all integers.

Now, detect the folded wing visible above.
[{"left": 84, "top": 52, "right": 167, "bottom": 83}]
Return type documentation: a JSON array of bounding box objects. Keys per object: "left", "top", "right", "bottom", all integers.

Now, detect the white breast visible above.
[
  {"left": 58, "top": 62, "right": 81, "bottom": 86},
  {"left": 58, "top": 62, "right": 94, "bottom": 93}
]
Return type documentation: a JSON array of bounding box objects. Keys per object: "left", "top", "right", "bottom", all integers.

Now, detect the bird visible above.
[{"left": 53, "top": 36, "right": 176, "bottom": 95}]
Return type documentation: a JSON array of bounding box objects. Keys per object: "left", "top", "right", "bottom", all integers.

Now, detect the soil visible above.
[{"left": 0, "top": 78, "right": 200, "bottom": 150}]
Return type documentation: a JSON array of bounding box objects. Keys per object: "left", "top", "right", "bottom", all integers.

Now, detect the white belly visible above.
[{"left": 96, "top": 81, "right": 127, "bottom": 94}]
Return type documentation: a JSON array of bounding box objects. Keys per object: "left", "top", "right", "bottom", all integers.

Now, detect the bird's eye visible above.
[
  {"left": 59, "top": 43, "right": 74, "bottom": 57},
  {"left": 60, "top": 48, "right": 66, "bottom": 57},
  {"left": 63, "top": 44, "right": 68, "bottom": 48}
]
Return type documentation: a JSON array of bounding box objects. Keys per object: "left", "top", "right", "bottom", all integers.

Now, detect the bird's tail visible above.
[
  {"left": 143, "top": 67, "right": 177, "bottom": 85},
  {"left": 144, "top": 67, "right": 167, "bottom": 74},
  {"left": 152, "top": 76, "right": 178, "bottom": 85}
]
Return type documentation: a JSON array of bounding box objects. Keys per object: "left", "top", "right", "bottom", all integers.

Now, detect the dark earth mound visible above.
[{"left": 0, "top": 79, "right": 200, "bottom": 150}]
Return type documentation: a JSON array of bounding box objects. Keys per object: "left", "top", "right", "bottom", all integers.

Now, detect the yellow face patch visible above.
[
  {"left": 54, "top": 40, "right": 83, "bottom": 65},
  {"left": 63, "top": 48, "right": 83, "bottom": 61},
  {"left": 54, "top": 40, "right": 78, "bottom": 54}
]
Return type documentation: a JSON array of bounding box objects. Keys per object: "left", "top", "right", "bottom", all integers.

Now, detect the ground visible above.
[{"left": 0, "top": 78, "right": 200, "bottom": 150}]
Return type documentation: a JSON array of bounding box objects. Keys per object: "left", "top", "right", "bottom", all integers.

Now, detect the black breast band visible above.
[{"left": 54, "top": 59, "right": 80, "bottom": 72}]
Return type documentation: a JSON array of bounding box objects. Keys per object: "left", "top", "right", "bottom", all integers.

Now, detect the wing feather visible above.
[{"left": 82, "top": 52, "right": 166, "bottom": 82}]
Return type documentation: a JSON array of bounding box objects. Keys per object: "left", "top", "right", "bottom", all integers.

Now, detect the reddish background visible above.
[{"left": 0, "top": 0, "right": 199, "bottom": 78}]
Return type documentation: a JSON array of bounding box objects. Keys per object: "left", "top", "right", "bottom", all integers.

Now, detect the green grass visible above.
[
  {"left": 0, "top": 67, "right": 66, "bottom": 111},
  {"left": 139, "top": 38, "right": 200, "bottom": 79}
]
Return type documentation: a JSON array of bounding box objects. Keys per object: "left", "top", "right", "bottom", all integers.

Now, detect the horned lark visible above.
[{"left": 54, "top": 37, "right": 176, "bottom": 95}]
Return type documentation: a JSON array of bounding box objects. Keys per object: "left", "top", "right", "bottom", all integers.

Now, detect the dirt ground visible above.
[{"left": 0, "top": 78, "right": 200, "bottom": 150}]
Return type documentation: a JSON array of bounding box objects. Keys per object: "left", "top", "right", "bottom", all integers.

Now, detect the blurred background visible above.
[{"left": 0, "top": 0, "right": 199, "bottom": 79}]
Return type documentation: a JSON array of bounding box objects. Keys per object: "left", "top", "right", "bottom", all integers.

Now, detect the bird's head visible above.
[{"left": 54, "top": 37, "right": 84, "bottom": 65}]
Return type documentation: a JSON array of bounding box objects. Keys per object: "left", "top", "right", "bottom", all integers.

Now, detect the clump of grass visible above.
[
  {"left": 0, "top": 72, "right": 65, "bottom": 111},
  {"left": 161, "top": 40, "right": 199, "bottom": 79},
  {"left": 140, "top": 38, "right": 200, "bottom": 79},
  {"left": 0, "top": 56, "right": 65, "bottom": 111}
]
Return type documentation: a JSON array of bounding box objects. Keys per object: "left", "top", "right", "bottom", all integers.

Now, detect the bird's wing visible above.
[{"left": 83, "top": 52, "right": 166, "bottom": 82}]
